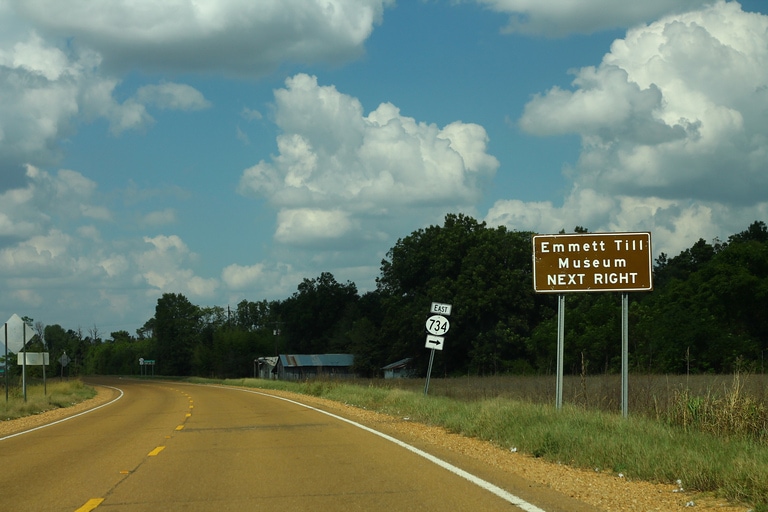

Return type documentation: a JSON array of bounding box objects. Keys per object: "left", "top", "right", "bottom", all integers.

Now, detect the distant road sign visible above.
[
  {"left": 18, "top": 352, "right": 49, "bottom": 365},
  {"left": 425, "top": 335, "right": 445, "bottom": 351},
  {"left": 533, "top": 232, "right": 653, "bottom": 293},
  {"left": 3, "top": 314, "right": 34, "bottom": 353},
  {"left": 425, "top": 315, "right": 450, "bottom": 336},
  {"left": 430, "top": 302, "right": 452, "bottom": 316}
]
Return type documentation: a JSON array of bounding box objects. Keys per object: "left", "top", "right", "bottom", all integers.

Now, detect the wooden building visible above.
[
  {"left": 273, "top": 354, "right": 355, "bottom": 380},
  {"left": 381, "top": 358, "right": 415, "bottom": 379}
]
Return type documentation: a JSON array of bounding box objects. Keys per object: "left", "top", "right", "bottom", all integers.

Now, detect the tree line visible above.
[{"left": 5, "top": 215, "right": 767, "bottom": 379}]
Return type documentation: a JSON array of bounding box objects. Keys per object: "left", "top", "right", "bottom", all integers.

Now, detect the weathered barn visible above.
[
  {"left": 255, "top": 356, "right": 278, "bottom": 379},
  {"left": 381, "top": 358, "right": 415, "bottom": 379},
  {"left": 273, "top": 354, "right": 355, "bottom": 380}
]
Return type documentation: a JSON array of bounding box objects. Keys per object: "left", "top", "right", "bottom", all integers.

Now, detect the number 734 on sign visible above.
[{"left": 425, "top": 315, "right": 450, "bottom": 335}]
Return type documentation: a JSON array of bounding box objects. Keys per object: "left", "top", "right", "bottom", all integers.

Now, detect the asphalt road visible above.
[{"left": 0, "top": 378, "right": 596, "bottom": 511}]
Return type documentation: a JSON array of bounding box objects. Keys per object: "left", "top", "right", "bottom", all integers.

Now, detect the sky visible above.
[{"left": 1, "top": 0, "right": 767, "bottom": 337}]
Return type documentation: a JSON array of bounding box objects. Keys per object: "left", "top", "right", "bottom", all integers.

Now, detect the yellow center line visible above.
[
  {"left": 74, "top": 498, "right": 104, "bottom": 512},
  {"left": 148, "top": 446, "right": 166, "bottom": 456},
  {"left": 175, "top": 425, "right": 185, "bottom": 431}
]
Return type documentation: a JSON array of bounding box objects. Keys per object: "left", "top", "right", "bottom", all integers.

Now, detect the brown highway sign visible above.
[{"left": 532, "top": 232, "right": 653, "bottom": 293}]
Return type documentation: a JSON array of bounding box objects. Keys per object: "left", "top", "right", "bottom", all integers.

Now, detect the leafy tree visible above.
[
  {"left": 275, "top": 272, "right": 359, "bottom": 354},
  {"left": 154, "top": 293, "right": 201, "bottom": 376},
  {"left": 110, "top": 330, "right": 134, "bottom": 343},
  {"left": 729, "top": 220, "right": 768, "bottom": 245},
  {"left": 234, "top": 299, "right": 271, "bottom": 331},
  {"left": 30, "top": 216, "right": 768, "bottom": 379},
  {"left": 376, "top": 213, "right": 540, "bottom": 375},
  {"left": 653, "top": 238, "right": 719, "bottom": 287},
  {"left": 631, "top": 221, "right": 768, "bottom": 373},
  {"left": 136, "top": 318, "right": 155, "bottom": 340},
  {"left": 344, "top": 290, "right": 388, "bottom": 377}
]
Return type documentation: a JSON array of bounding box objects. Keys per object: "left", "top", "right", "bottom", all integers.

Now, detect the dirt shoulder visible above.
[
  {"left": 259, "top": 388, "right": 751, "bottom": 512},
  {"left": 0, "top": 385, "right": 117, "bottom": 438}
]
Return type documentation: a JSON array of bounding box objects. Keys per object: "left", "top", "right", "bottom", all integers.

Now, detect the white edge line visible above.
[
  {"left": 1, "top": 385, "right": 124, "bottom": 441},
  {"left": 210, "top": 384, "right": 547, "bottom": 512}
]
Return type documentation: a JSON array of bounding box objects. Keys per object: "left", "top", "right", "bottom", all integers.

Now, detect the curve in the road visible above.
[
  {"left": 210, "top": 384, "right": 547, "bottom": 512},
  {"left": 2, "top": 380, "right": 561, "bottom": 512}
]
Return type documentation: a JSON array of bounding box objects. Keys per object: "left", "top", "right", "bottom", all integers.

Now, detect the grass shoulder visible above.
[
  {"left": 1, "top": 379, "right": 96, "bottom": 421},
  {"left": 188, "top": 375, "right": 767, "bottom": 511}
]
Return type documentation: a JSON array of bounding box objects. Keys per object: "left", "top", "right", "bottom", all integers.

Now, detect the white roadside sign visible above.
[
  {"left": 429, "top": 302, "right": 452, "bottom": 316},
  {"left": 3, "top": 314, "right": 34, "bottom": 353},
  {"left": 425, "top": 335, "right": 445, "bottom": 351},
  {"left": 18, "top": 352, "right": 49, "bottom": 365},
  {"left": 425, "top": 315, "right": 450, "bottom": 336}
]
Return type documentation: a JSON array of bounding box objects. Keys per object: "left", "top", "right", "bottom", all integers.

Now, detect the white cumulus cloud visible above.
[
  {"left": 10, "top": 0, "right": 393, "bottom": 75},
  {"left": 492, "top": 1, "right": 768, "bottom": 257},
  {"left": 138, "top": 235, "right": 219, "bottom": 298},
  {"left": 238, "top": 74, "right": 499, "bottom": 248},
  {"left": 475, "top": 0, "right": 712, "bottom": 36},
  {"left": 222, "top": 263, "right": 265, "bottom": 291}
]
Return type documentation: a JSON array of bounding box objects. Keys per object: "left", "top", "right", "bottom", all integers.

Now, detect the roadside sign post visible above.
[
  {"left": 22, "top": 322, "right": 26, "bottom": 402},
  {"left": 532, "top": 232, "right": 652, "bottom": 417},
  {"left": 424, "top": 303, "right": 451, "bottom": 396},
  {"left": 556, "top": 294, "right": 565, "bottom": 410},
  {"left": 139, "top": 358, "right": 155, "bottom": 377},
  {"left": 60, "top": 352, "right": 70, "bottom": 380},
  {"left": 3, "top": 323, "right": 7, "bottom": 403},
  {"left": 3, "top": 315, "right": 35, "bottom": 403}
]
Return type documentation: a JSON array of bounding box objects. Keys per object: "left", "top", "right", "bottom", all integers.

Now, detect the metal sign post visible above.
[
  {"left": 3, "top": 315, "right": 35, "bottom": 402},
  {"left": 532, "top": 233, "right": 652, "bottom": 416},
  {"left": 22, "top": 322, "right": 26, "bottom": 402},
  {"left": 3, "top": 323, "right": 7, "bottom": 403},
  {"left": 424, "top": 347, "right": 436, "bottom": 395},
  {"left": 424, "top": 303, "right": 451, "bottom": 396},
  {"left": 140, "top": 358, "right": 156, "bottom": 377},
  {"left": 622, "top": 293, "right": 629, "bottom": 418},
  {"left": 556, "top": 294, "right": 565, "bottom": 410},
  {"left": 60, "top": 352, "right": 70, "bottom": 380}
]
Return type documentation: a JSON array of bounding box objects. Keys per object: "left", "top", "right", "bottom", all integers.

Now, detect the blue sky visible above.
[{"left": 1, "top": 0, "right": 767, "bottom": 337}]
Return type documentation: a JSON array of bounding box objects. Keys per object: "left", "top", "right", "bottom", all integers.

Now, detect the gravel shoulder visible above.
[{"left": 1, "top": 383, "right": 751, "bottom": 511}]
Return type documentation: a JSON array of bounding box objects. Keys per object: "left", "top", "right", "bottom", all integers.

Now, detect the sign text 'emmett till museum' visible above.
[{"left": 532, "top": 232, "right": 653, "bottom": 293}]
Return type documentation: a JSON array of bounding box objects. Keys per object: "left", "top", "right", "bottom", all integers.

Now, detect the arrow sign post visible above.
[{"left": 424, "top": 305, "right": 451, "bottom": 396}]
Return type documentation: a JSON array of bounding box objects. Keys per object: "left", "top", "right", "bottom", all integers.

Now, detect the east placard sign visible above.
[{"left": 533, "top": 232, "right": 653, "bottom": 293}]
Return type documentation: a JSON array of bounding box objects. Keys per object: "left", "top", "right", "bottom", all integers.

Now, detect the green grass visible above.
[
  {"left": 1, "top": 379, "right": 96, "bottom": 420},
  {"left": 192, "top": 375, "right": 768, "bottom": 509}
]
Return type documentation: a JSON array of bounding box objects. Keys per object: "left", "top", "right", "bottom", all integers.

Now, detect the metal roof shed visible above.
[
  {"left": 274, "top": 354, "right": 355, "bottom": 380},
  {"left": 255, "top": 356, "right": 278, "bottom": 379},
  {"left": 381, "top": 358, "right": 415, "bottom": 379}
]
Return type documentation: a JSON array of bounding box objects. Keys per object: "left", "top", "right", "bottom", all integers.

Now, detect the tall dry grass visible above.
[
  {"left": 349, "top": 371, "right": 768, "bottom": 441},
  {"left": 1, "top": 379, "right": 95, "bottom": 420},
  {"left": 215, "top": 374, "right": 768, "bottom": 508}
]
